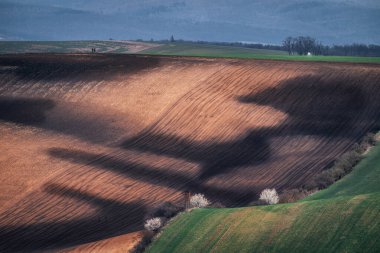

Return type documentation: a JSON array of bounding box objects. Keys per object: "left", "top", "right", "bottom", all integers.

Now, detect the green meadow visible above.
[
  {"left": 142, "top": 42, "right": 380, "bottom": 64},
  {"left": 147, "top": 137, "right": 380, "bottom": 253}
]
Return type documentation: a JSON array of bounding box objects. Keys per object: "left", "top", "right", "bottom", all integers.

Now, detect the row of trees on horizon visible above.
[
  {"left": 282, "top": 36, "right": 380, "bottom": 57},
  {"left": 283, "top": 36, "right": 322, "bottom": 55}
]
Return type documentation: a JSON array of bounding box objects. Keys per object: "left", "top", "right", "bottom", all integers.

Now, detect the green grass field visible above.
[
  {"left": 147, "top": 136, "right": 380, "bottom": 253},
  {"left": 0, "top": 41, "right": 131, "bottom": 54},
  {"left": 142, "top": 42, "right": 380, "bottom": 64},
  {"left": 141, "top": 42, "right": 287, "bottom": 56}
]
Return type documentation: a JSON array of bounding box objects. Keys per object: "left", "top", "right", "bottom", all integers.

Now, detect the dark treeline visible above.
[
  {"left": 324, "top": 44, "right": 380, "bottom": 57},
  {"left": 140, "top": 36, "right": 380, "bottom": 57},
  {"left": 182, "top": 40, "right": 284, "bottom": 51},
  {"left": 282, "top": 36, "right": 380, "bottom": 57},
  {"left": 145, "top": 37, "right": 283, "bottom": 51}
]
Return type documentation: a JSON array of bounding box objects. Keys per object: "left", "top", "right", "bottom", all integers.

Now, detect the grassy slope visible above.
[
  {"left": 147, "top": 141, "right": 380, "bottom": 253},
  {"left": 141, "top": 42, "right": 287, "bottom": 56},
  {"left": 142, "top": 43, "right": 380, "bottom": 64}
]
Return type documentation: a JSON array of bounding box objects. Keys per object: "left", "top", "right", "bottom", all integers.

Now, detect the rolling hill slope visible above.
[
  {"left": 147, "top": 136, "right": 380, "bottom": 253},
  {"left": 0, "top": 40, "right": 159, "bottom": 54},
  {"left": 141, "top": 42, "right": 287, "bottom": 57},
  {"left": 141, "top": 42, "right": 380, "bottom": 63},
  {"left": 0, "top": 54, "right": 380, "bottom": 251}
]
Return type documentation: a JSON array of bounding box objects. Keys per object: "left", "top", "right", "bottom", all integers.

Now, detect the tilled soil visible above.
[{"left": 0, "top": 54, "right": 380, "bottom": 252}]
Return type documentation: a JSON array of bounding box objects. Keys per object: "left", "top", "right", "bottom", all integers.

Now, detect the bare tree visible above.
[
  {"left": 283, "top": 36, "right": 320, "bottom": 55},
  {"left": 283, "top": 37, "right": 294, "bottom": 55}
]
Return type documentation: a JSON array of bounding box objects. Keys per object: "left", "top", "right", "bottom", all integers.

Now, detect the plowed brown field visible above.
[{"left": 1, "top": 54, "right": 380, "bottom": 252}]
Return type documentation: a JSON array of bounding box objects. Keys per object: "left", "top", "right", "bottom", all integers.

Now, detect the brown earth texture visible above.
[{"left": 0, "top": 54, "right": 380, "bottom": 252}]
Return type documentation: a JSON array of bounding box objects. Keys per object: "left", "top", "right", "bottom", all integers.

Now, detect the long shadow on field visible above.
[
  {"left": 121, "top": 74, "right": 380, "bottom": 183},
  {"left": 0, "top": 184, "right": 146, "bottom": 252},
  {"left": 0, "top": 96, "right": 126, "bottom": 144},
  {"left": 0, "top": 54, "right": 161, "bottom": 82},
  {"left": 0, "top": 96, "right": 55, "bottom": 125},
  {"left": 238, "top": 75, "right": 377, "bottom": 138},
  {"left": 48, "top": 147, "right": 257, "bottom": 205},
  {"left": 122, "top": 130, "right": 271, "bottom": 180}
]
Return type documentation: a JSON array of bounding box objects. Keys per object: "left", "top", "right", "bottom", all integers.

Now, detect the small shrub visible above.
[
  {"left": 144, "top": 217, "right": 162, "bottom": 232},
  {"left": 363, "top": 133, "right": 377, "bottom": 146},
  {"left": 131, "top": 232, "right": 153, "bottom": 253},
  {"left": 248, "top": 199, "right": 267, "bottom": 206},
  {"left": 305, "top": 132, "right": 377, "bottom": 191},
  {"left": 375, "top": 133, "right": 380, "bottom": 142},
  {"left": 190, "top": 193, "right": 210, "bottom": 208},
  {"left": 146, "top": 202, "right": 183, "bottom": 219},
  {"left": 207, "top": 201, "right": 225, "bottom": 208},
  {"left": 279, "top": 189, "right": 311, "bottom": 203},
  {"left": 259, "top": 188, "right": 279, "bottom": 205}
]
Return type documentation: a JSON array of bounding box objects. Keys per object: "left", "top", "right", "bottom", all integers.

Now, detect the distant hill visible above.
[{"left": 0, "top": 40, "right": 159, "bottom": 54}]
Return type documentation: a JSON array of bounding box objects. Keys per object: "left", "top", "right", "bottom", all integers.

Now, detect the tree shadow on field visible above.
[
  {"left": 48, "top": 147, "right": 257, "bottom": 205},
  {"left": 0, "top": 96, "right": 55, "bottom": 125},
  {"left": 0, "top": 96, "right": 125, "bottom": 144},
  {"left": 237, "top": 74, "right": 376, "bottom": 138},
  {"left": 122, "top": 130, "right": 271, "bottom": 181},
  {"left": 0, "top": 54, "right": 161, "bottom": 82},
  {"left": 0, "top": 184, "right": 146, "bottom": 252},
  {"left": 121, "top": 73, "right": 380, "bottom": 183}
]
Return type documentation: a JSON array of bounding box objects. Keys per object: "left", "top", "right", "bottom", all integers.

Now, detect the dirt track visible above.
[{"left": 1, "top": 54, "right": 380, "bottom": 252}]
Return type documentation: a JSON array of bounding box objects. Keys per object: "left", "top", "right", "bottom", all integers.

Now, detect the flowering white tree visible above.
[
  {"left": 144, "top": 217, "right": 162, "bottom": 231},
  {"left": 190, "top": 193, "right": 210, "bottom": 208},
  {"left": 259, "top": 188, "right": 279, "bottom": 204}
]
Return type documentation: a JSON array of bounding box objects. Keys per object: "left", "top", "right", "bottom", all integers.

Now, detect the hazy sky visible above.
[{"left": 1, "top": 0, "right": 379, "bottom": 44}]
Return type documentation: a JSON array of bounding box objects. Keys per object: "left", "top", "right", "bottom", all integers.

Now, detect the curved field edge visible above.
[
  {"left": 0, "top": 40, "right": 159, "bottom": 54},
  {"left": 146, "top": 139, "right": 380, "bottom": 253},
  {"left": 140, "top": 43, "right": 380, "bottom": 64}
]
